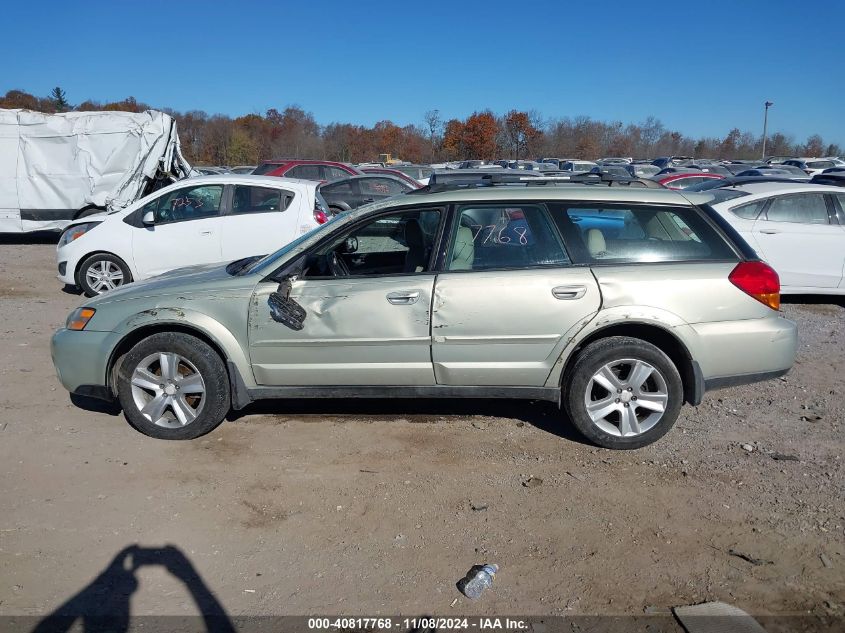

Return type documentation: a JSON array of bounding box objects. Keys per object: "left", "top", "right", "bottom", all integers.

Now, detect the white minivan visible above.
[{"left": 56, "top": 175, "right": 329, "bottom": 296}]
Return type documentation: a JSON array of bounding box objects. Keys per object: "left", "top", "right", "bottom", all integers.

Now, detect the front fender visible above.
[{"left": 112, "top": 307, "right": 255, "bottom": 389}]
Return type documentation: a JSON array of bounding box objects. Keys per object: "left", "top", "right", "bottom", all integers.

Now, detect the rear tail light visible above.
[
  {"left": 313, "top": 199, "right": 328, "bottom": 224},
  {"left": 729, "top": 261, "right": 780, "bottom": 310}
]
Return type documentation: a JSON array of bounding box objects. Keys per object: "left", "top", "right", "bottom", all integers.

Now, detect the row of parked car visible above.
[{"left": 57, "top": 149, "right": 845, "bottom": 296}]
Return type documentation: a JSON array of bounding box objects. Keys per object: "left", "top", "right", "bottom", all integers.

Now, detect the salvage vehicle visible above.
[
  {"left": 0, "top": 108, "right": 192, "bottom": 233},
  {"left": 56, "top": 175, "right": 328, "bottom": 296},
  {"left": 51, "top": 181, "right": 797, "bottom": 448},
  {"left": 319, "top": 175, "right": 415, "bottom": 214},
  {"left": 707, "top": 181, "right": 845, "bottom": 294}
]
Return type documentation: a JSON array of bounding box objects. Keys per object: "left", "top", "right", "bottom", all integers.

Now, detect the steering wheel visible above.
[{"left": 327, "top": 250, "right": 350, "bottom": 277}]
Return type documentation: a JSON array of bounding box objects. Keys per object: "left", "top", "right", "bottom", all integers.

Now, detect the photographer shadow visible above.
[{"left": 32, "top": 545, "right": 235, "bottom": 633}]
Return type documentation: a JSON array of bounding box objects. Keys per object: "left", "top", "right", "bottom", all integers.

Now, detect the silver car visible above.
[{"left": 51, "top": 185, "right": 797, "bottom": 449}]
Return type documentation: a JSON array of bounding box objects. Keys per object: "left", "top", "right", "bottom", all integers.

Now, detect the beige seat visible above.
[
  {"left": 449, "top": 226, "right": 475, "bottom": 270},
  {"left": 586, "top": 228, "right": 608, "bottom": 258}
]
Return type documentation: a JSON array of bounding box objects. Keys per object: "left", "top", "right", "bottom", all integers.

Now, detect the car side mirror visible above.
[
  {"left": 268, "top": 275, "right": 306, "bottom": 331},
  {"left": 142, "top": 211, "right": 155, "bottom": 225},
  {"left": 339, "top": 236, "right": 358, "bottom": 254}
]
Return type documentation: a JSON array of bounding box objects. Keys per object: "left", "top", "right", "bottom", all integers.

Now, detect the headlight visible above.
[
  {"left": 58, "top": 222, "right": 101, "bottom": 248},
  {"left": 66, "top": 307, "right": 96, "bottom": 331}
]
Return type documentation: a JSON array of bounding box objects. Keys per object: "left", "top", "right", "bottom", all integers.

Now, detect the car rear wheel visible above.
[
  {"left": 78, "top": 253, "right": 132, "bottom": 297},
  {"left": 116, "top": 332, "right": 230, "bottom": 440},
  {"left": 564, "top": 336, "right": 683, "bottom": 449}
]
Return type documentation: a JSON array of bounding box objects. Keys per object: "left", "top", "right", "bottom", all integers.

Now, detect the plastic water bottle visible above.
[{"left": 457, "top": 564, "right": 498, "bottom": 600}]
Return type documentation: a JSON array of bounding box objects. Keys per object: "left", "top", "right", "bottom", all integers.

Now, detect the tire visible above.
[
  {"left": 563, "top": 336, "right": 683, "bottom": 450},
  {"left": 116, "top": 332, "right": 230, "bottom": 440},
  {"left": 78, "top": 253, "right": 132, "bottom": 297}
]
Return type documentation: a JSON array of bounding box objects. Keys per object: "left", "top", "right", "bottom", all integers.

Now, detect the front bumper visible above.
[
  {"left": 56, "top": 248, "right": 80, "bottom": 285},
  {"left": 51, "top": 328, "right": 119, "bottom": 399}
]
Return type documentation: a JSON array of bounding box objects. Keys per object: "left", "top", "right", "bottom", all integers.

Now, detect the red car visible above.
[
  {"left": 253, "top": 160, "right": 361, "bottom": 182},
  {"left": 359, "top": 167, "right": 423, "bottom": 189},
  {"left": 655, "top": 172, "right": 725, "bottom": 190}
]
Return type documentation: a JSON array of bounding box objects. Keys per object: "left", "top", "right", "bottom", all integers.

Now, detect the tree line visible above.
[{"left": 1, "top": 88, "right": 840, "bottom": 165}]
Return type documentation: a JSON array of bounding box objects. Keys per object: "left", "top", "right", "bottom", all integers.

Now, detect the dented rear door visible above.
[{"left": 431, "top": 268, "right": 600, "bottom": 386}]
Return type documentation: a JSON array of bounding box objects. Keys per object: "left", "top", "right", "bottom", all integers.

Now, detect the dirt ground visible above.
[{"left": 0, "top": 234, "right": 842, "bottom": 630}]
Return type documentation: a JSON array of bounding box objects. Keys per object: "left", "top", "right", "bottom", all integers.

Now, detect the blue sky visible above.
[{"left": 2, "top": 1, "right": 842, "bottom": 145}]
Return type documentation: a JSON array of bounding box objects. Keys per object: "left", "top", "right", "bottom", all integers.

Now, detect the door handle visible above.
[
  {"left": 759, "top": 229, "right": 779, "bottom": 234},
  {"left": 387, "top": 291, "right": 420, "bottom": 305},
  {"left": 552, "top": 284, "right": 587, "bottom": 300},
  {"left": 363, "top": 198, "right": 375, "bottom": 204},
  {"left": 200, "top": 230, "right": 213, "bottom": 236}
]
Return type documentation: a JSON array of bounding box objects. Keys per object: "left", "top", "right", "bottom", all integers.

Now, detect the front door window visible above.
[{"left": 303, "top": 209, "right": 442, "bottom": 277}]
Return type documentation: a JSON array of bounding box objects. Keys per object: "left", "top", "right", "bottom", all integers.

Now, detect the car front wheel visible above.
[
  {"left": 78, "top": 253, "right": 132, "bottom": 296},
  {"left": 116, "top": 332, "right": 230, "bottom": 440},
  {"left": 564, "top": 336, "right": 683, "bottom": 449}
]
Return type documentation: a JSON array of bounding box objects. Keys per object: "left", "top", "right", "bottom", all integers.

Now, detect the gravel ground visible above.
[{"left": 0, "top": 235, "right": 842, "bottom": 630}]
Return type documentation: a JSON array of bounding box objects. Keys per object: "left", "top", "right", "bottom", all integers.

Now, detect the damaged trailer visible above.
[{"left": 0, "top": 108, "right": 193, "bottom": 233}]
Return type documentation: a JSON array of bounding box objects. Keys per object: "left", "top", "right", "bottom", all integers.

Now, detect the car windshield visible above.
[{"left": 238, "top": 216, "right": 345, "bottom": 276}]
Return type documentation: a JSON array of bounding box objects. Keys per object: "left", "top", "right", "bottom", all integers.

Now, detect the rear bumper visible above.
[
  {"left": 704, "top": 367, "right": 790, "bottom": 391},
  {"left": 689, "top": 314, "right": 797, "bottom": 385}
]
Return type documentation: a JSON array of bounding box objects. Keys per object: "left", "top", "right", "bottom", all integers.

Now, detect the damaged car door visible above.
[
  {"left": 247, "top": 208, "right": 444, "bottom": 386},
  {"left": 431, "top": 203, "right": 601, "bottom": 386}
]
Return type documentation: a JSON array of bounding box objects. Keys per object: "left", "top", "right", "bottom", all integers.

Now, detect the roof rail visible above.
[{"left": 412, "top": 171, "right": 663, "bottom": 193}]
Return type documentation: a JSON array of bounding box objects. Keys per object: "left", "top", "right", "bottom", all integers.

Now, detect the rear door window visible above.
[
  {"left": 764, "top": 193, "right": 829, "bottom": 224},
  {"left": 447, "top": 205, "right": 570, "bottom": 271},
  {"left": 324, "top": 166, "right": 352, "bottom": 181},
  {"left": 285, "top": 164, "right": 323, "bottom": 180},
  {"left": 231, "top": 185, "right": 292, "bottom": 214},
  {"left": 550, "top": 204, "right": 737, "bottom": 263},
  {"left": 361, "top": 178, "right": 409, "bottom": 197}
]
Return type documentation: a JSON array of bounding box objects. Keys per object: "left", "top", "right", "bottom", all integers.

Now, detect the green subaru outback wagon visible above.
[{"left": 51, "top": 181, "right": 797, "bottom": 449}]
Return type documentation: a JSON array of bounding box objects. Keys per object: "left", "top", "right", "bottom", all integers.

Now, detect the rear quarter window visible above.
[
  {"left": 549, "top": 203, "right": 738, "bottom": 264},
  {"left": 730, "top": 199, "right": 766, "bottom": 219}
]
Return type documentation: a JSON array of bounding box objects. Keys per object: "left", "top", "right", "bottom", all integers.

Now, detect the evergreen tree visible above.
[{"left": 50, "top": 87, "right": 70, "bottom": 112}]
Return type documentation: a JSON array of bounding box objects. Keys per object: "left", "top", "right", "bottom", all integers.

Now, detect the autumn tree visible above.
[
  {"left": 1, "top": 88, "right": 838, "bottom": 166},
  {"left": 463, "top": 111, "right": 498, "bottom": 159},
  {"left": 502, "top": 110, "right": 541, "bottom": 160},
  {"left": 442, "top": 119, "right": 466, "bottom": 160}
]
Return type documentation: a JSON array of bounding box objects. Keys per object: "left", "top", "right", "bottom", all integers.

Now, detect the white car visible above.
[
  {"left": 708, "top": 182, "right": 845, "bottom": 294},
  {"left": 782, "top": 158, "right": 840, "bottom": 177},
  {"left": 56, "top": 175, "right": 327, "bottom": 296},
  {"left": 560, "top": 160, "right": 598, "bottom": 173}
]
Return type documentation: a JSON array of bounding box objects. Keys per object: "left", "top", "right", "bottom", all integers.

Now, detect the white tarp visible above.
[{"left": 0, "top": 109, "right": 192, "bottom": 233}]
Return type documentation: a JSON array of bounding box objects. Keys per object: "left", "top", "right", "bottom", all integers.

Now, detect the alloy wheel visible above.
[
  {"left": 130, "top": 352, "right": 206, "bottom": 428},
  {"left": 584, "top": 358, "right": 669, "bottom": 437},
  {"left": 85, "top": 260, "right": 125, "bottom": 293}
]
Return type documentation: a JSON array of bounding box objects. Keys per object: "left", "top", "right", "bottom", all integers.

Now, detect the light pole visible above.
[{"left": 761, "top": 101, "right": 773, "bottom": 160}]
